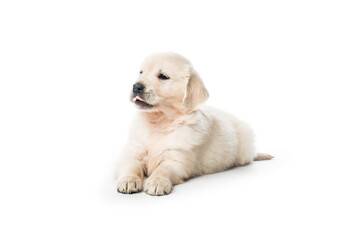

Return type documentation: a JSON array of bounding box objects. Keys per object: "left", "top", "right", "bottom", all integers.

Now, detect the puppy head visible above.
[{"left": 131, "top": 52, "right": 209, "bottom": 113}]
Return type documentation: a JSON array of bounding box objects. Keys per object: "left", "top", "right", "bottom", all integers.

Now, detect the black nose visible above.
[{"left": 133, "top": 83, "right": 145, "bottom": 94}]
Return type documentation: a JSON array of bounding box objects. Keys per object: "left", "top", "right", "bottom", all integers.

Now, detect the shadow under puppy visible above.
[{"left": 115, "top": 52, "right": 273, "bottom": 196}]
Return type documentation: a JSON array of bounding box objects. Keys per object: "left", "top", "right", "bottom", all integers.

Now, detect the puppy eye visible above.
[
  {"left": 139, "top": 70, "right": 143, "bottom": 74},
  {"left": 158, "top": 73, "right": 169, "bottom": 80}
]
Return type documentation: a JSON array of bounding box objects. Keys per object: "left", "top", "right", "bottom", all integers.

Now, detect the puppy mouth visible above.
[{"left": 132, "top": 95, "right": 154, "bottom": 108}]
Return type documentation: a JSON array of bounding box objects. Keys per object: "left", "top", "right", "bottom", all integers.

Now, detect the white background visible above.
[{"left": 1, "top": 0, "right": 338, "bottom": 239}]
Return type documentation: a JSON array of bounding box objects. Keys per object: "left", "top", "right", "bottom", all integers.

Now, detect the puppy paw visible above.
[
  {"left": 144, "top": 177, "right": 172, "bottom": 196},
  {"left": 117, "top": 176, "right": 143, "bottom": 194}
]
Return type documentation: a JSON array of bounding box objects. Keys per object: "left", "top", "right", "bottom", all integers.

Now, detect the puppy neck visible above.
[
  {"left": 141, "top": 108, "right": 190, "bottom": 128},
  {"left": 142, "top": 111, "right": 168, "bottom": 126}
]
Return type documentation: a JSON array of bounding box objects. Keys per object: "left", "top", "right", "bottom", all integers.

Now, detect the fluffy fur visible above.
[{"left": 115, "top": 52, "right": 273, "bottom": 196}]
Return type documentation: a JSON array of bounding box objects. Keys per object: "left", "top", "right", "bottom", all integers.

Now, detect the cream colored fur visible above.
[{"left": 115, "top": 52, "right": 272, "bottom": 196}]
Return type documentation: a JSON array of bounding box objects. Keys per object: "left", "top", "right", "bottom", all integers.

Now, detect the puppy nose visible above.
[{"left": 133, "top": 83, "right": 145, "bottom": 94}]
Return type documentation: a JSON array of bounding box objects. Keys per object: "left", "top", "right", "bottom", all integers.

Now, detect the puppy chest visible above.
[
  {"left": 144, "top": 125, "right": 203, "bottom": 155},
  {"left": 141, "top": 132, "right": 181, "bottom": 176}
]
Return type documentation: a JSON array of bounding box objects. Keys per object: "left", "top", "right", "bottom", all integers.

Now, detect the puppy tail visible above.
[{"left": 254, "top": 153, "right": 274, "bottom": 161}]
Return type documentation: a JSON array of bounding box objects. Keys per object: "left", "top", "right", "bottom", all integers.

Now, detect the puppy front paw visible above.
[
  {"left": 117, "top": 176, "right": 143, "bottom": 194},
  {"left": 144, "top": 177, "right": 172, "bottom": 196}
]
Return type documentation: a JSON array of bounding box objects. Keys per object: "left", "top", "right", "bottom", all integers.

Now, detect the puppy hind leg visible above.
[{"left": 235, "top": 122, "right": 256, "bottom": 166}]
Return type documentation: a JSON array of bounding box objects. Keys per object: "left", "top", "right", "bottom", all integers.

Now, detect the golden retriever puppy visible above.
[{"left": 115, "top": 52, "right": 273, "bottom": 196}]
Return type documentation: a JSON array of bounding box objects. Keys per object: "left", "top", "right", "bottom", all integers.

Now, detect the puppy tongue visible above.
[{"left": 133, "top": 96, "right": 144, "bottom": 102}]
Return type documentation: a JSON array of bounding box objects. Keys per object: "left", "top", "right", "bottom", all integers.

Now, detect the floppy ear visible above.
[{"left": 183, "top": 69, "right": 209, "bottom": 112}]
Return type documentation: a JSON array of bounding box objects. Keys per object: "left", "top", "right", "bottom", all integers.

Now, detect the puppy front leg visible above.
[
  {"left": 116, "top": 161, "right": 144, "bottom": 194},
  {"left": 144, "top": 152, "right": 192, "bottom": 196},
  {"left": 115, "top": 144, "right": 146, "bottom": 194}
]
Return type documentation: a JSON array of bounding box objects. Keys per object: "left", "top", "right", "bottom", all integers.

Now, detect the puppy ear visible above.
[{"left": 183, "top": 69, "right": 209, "bottom": 112}]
